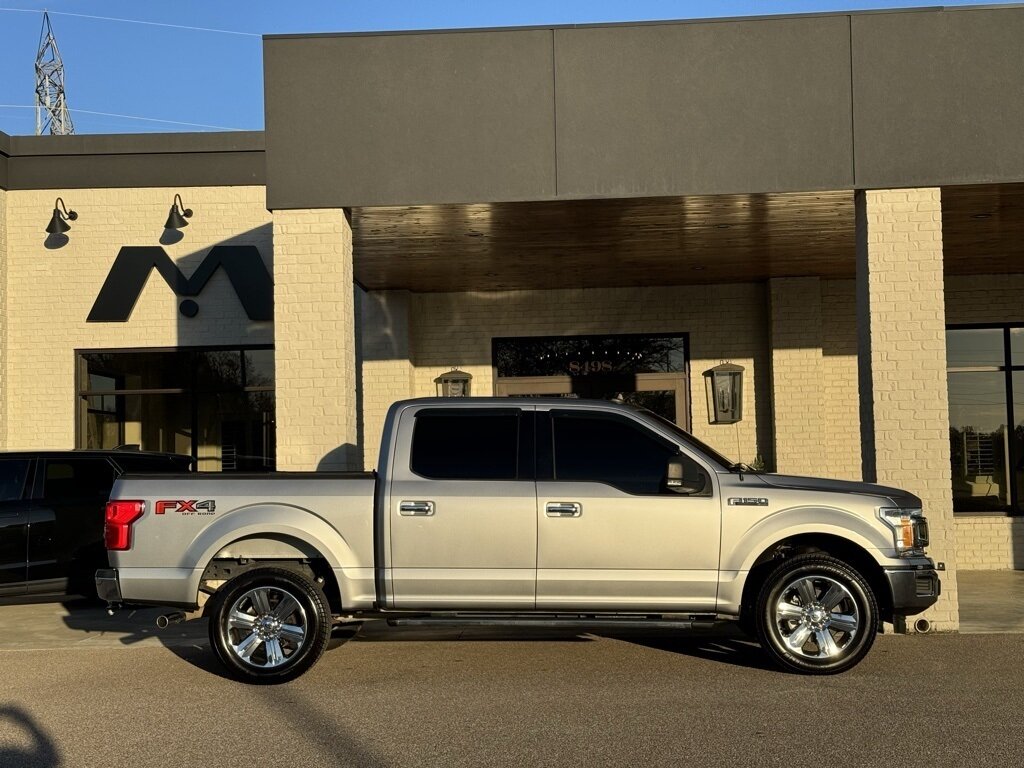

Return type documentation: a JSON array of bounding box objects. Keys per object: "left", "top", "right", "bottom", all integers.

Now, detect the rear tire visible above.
[
  {"left": 208, "top": 567, "right": 331, "bottom": 684},
  {"left": 755, "top": 554, "right": 878, "bottom": 675}
]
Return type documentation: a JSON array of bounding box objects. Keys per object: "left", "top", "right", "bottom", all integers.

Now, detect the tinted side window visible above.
[
  {"left": 411, "top": 410, "right": 520, "bottom": 480},
  {"left": 43, "top": 459, "right": 116, "bottom": 502},
  {"left": 552, "top": 412, "right": 684, "bottom": 495},
  {"left": 0, "top": 460, "right": 31, "bottom": 502}
]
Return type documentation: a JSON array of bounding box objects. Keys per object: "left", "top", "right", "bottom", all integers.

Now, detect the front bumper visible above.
[
  {"left": 885, "top": 562, "right": 941, "bottom": 616},
  {"left": 95, "top": 568, "right": 122, "bottom": 604}
]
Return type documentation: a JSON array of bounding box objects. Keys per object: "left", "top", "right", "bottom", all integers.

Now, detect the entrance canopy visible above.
[{"left": 351, "top": 183, "right": 1024, "bottom": 292}]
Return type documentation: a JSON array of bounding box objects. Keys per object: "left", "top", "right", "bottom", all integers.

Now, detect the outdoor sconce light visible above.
[
  {"left": 703, "top": 362, "right": 744, "bottom": 424},
  {"left": 434, "top": 368, "right": 472, "bottom": 397},
  {"left": 164, "top": 194, "right": 193, "bottom": 230},
  {"left": 45, "top": 197, "right": 77, "bottom": 235}
]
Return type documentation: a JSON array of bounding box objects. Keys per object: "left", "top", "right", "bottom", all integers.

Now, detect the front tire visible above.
[
  {"left": 755, "top": 554, "right": 878, "bottom": 675},
  {"left": 208, "top": 567, "right": 332, "bottom": 684}
]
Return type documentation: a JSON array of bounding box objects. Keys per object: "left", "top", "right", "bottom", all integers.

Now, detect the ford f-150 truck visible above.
[{"left": 96, "top": 398, "right": 939, "bottom": 682}]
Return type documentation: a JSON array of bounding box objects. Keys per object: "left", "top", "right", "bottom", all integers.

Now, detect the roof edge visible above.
[
  {"left": 9, "top": 130, "right": 264, "bottom": 158},
  {"left": 262, "top": 4, "right": 1024, "bottom": 40}
]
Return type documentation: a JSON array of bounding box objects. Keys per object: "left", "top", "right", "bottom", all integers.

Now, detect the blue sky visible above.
[{"left": 0, "top": 1, "right": 1016, "bottom": 135}]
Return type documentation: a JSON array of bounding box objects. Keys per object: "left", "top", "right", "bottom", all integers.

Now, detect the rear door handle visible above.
[
  {"left": 545, "top": 502, "right": 582, "bottom": 518},
  {"left": 399, "top": 501, "right": 435, "bottom": 517}
]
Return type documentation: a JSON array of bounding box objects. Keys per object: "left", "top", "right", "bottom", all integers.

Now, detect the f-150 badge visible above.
[
  {"left": 155, "top": 499, "right": 217, "bottom": 515},
  {"left": 728, "top": 497, "right": 769, "bottom": 506}
]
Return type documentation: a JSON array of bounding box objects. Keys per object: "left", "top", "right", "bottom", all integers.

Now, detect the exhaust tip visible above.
[
  {"left": 156, "top": 611, "right": 186, "bottom": 629},
  {"left": 914, "top": 618, "right": 932, "bottom": 634}
]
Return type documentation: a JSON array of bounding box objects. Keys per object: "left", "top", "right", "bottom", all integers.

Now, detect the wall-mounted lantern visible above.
[
  {"left": 703, "top": 362, "right": 744, "bottom": 424},
  {"left": 434, "top": 368, "right": 472, "bottom": 397}
]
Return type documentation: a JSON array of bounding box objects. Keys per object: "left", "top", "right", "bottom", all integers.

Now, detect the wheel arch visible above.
[
  {"left": 186, "top": 504, "right": 362, "bottom": 614},
  {"left": 739, "top": 533, "right": 894, "bottom": 625}
]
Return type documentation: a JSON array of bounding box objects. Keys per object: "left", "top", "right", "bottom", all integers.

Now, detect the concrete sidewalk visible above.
[{"left": 958, "top": 570, "right": 1024, "bottom": 633}]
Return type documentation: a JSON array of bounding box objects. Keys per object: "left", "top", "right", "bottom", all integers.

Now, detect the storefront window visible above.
[
  {"left": 492, "top": 333, "right": 689, "bottom": 427},
  {"left": 947, "top": 327, "right": 1024, "bottom": 514},
  {"left": 77, "top": 347, "right": 275, "bottom": 472}
]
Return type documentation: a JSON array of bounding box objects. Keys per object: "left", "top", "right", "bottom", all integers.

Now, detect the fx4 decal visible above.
[{"left": 155, "top": 500, "right": 217, "bottom": 516}]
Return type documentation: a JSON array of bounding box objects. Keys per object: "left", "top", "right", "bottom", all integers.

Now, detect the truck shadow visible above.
[
  {"left": 0, "top": 706, "right": 61, "bottom": 768},
  {"left": 59, "top": 603, "right": 772, "bottom": 675}
]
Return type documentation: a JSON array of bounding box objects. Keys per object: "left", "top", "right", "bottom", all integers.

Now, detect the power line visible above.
[
  {"left": 0, "top": 104, "right": 243, "bottom": 131},
  {"left": 0, "top": 7, "right": 261, "bottom": 37}
]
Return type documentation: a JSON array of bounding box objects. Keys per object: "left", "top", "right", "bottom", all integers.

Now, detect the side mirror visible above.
[{"left": 666, "top": 455, "right": 708, "bottom": 495}]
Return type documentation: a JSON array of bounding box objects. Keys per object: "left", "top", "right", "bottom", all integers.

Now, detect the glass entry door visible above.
[{"left": 494, "top": 372, "right": 690, "bottom": 429}]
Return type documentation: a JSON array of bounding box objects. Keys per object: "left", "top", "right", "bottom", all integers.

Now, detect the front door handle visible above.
[
  {"left": 545, "top": 502, "right": 582, "bottom": 518},
  {"left": 399, "top": 500, "right": 435, "bottom": 517}
]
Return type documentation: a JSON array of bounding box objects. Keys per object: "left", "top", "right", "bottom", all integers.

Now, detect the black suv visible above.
[{"left": 0, "top": 449, "right": 192, "bottom": 601}]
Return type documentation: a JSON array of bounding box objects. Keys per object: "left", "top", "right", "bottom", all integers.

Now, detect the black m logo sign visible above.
[{"left": 87, "top": 245, "right": 273, "bottom": 323}]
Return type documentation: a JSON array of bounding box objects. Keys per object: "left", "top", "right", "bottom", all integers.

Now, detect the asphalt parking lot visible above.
[{"left": 1, "top": 600, "right": 1023, "bottom": 768}]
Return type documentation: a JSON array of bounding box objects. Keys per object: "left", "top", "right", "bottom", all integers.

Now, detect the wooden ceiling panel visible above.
[{"left": 350, "top": 184, "right": 1024, "bottom": 292}]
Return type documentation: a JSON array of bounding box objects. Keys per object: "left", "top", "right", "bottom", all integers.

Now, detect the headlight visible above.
[{"left": 878, "top": 507, "right": 929, "bottom": 557}]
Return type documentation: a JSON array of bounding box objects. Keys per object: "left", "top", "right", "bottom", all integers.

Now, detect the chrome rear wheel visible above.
[{"left": 208, "top": 567, "right": 331, "bottom": 684}]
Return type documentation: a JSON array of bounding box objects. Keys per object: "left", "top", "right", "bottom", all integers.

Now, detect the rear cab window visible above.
[{"left": 410, "top": 409, "right": 528, "bottom": 480}]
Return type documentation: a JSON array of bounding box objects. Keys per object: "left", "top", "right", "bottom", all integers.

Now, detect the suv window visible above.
[
  {"left": 43, "top": 458, "right": 116, "bottom": 502},
  {"left": 552, "top": 411, "right": 700, "bottom": 495},
  {"left": 411, "top": 409, "right": 520, "bottom": 480},
  {"left": 0, "top": 459, "right": 31, "bottom": 502}
]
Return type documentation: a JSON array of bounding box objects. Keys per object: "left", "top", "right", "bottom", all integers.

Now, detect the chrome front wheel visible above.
[
  {"left": 774, "top": 575, "right": 859, "bottom": 660},
  {"left": 756, "top": 554, "right": 878, "bottom": 674}
]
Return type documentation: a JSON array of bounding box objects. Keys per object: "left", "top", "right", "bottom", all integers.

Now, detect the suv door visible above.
[
  {"left": 27, "top": 457, "right": 116, "bottom": 597},
  {"left": 0, "top": 458, "right": 33, "bottom": 597},
  {"left": 386, "top": 406, "right": 537, "bottom": 609},
  {"left": 536, "top": 408, "right": 721, "bottom": 611}
]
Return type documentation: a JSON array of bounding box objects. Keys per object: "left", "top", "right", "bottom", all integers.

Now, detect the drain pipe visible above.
[{"left": 914, "top": 618, "right": 932, "bottom": 634}]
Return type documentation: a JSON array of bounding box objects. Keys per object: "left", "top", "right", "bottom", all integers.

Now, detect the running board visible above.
[{"left": 386, "top": 615, "right": 720, "bottom": 631}]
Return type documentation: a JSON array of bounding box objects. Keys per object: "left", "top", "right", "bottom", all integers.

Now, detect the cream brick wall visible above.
[
  {"left": 945, "top": 273, "right": 1024, "bottom": 569},
  {"left": 3, "top": 186, "right": 272, "bottom": 451},
  {"left": 955, "top": 516, "right": 1024, "bottom": 570},
  {"left": 406, "top": 283, "right": 773, "bottom": 465},
  {"left": 273, "top": 208, "right": 358, "bottom": 471},
  {"left": 856, "top": 187, "right": 958, "bottom": 628},
  {"left": 0, "top": 187, "right": 7, "bottom": 449},
  {"left": 358, "top": 289, "right": 414, "bottom": 470},
  {"left": 769, "top": 277, "right": 826, "bottom": 476},
  {"left": 821, "top": 279, "right": 861, "bottom": 480}
]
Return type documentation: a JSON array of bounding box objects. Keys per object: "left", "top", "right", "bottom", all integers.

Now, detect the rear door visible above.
[
  {"left": 386, "top": 405, "right": 537, "bottom": 609},
  {"left": 0, "top": 458, "right": 33, "bottom": 597},
  {"left": 27, "top": 457, "right": 116, "bottom": 597}
]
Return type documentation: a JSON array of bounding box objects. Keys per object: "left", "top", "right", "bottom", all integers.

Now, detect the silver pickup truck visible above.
[{"left": 96, "top": 398, "right": 939, "bottom": 682}]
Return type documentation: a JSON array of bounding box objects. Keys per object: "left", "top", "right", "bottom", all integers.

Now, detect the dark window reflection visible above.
[
  {"left": 947, "top": 329, "right": 1004, "bottom": 368},
  {"left": 949, "top": 371, "right": 1008, "bottom": 511},
  {"left": 79, "top": 348, "right": 274, "bottom": 472}
]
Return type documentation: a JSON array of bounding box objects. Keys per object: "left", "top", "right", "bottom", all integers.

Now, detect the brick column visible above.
[
  {"left": 856, "top": 188, "right": 958, "bottom": 629},
  {"left": 769, "top": 277, "right": 825, "bottom": 475},
  {"left": 358, "top": 289, "right": 414, "bottom": 470},
  {"left": 272, "top": 209, "right": 359, "bottom": 471}
]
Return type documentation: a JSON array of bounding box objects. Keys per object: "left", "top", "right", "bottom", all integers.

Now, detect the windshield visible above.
[{"left": 637, "top": 409, "right": 737, "bottom": 470}]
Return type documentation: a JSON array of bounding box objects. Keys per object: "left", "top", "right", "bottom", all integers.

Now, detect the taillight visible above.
[{"left": 105, "top": 500, "right": 144, "bottom": 551}]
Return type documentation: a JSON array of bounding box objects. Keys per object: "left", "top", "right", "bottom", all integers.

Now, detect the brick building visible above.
[{"left": 2, "top": 6, "right": 1024, "bottom": 628}]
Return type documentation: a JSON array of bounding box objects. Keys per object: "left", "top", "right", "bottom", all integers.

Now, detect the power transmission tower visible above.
[{"left": 35, "top": 11, "right": 74, "bottom": 135}]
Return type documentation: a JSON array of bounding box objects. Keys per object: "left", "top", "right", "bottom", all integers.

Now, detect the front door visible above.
[
  {"left": 0, "top": 459, "right": 34, "bottom": 597},
  {"left": 535, "top": 408, "right": 721, "bottom": 612},
  {"left": 387, "top": 405, "right": 537, "bottom": 609}
]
